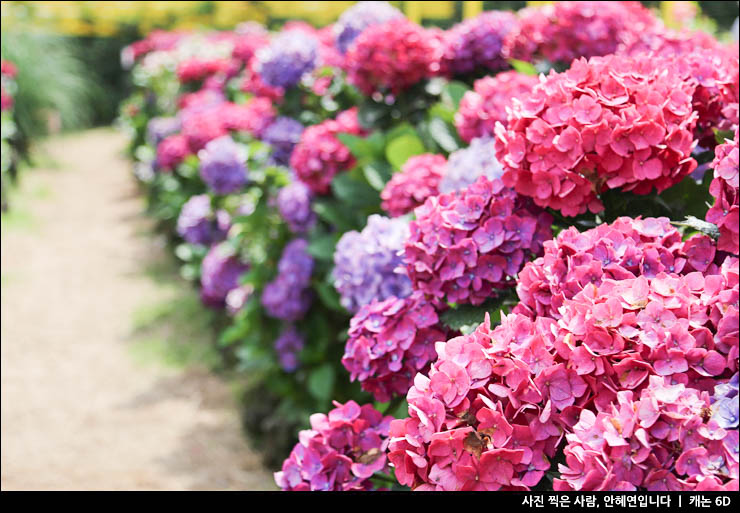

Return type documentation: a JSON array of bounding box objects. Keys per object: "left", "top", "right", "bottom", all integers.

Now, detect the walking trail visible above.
[{"left": 1, "top": 128, "right": 276, "bottom": 490}]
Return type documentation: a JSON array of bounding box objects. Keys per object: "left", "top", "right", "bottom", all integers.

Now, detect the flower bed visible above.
[{"left": 119, "top": 1, "right": 739, "bottom": 491}]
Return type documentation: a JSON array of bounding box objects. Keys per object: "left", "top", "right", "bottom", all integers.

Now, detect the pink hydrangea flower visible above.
[
  {"left": 493, "top": 53, "right": 699, "bottom": 216},
  {"left": 343, "top": 291, "right": 452, "bottom": 402},
  {"left": 381, "top": 154, "right": 446, "bottom": 217},
  {"left": 176, "top": 58, "right": 232, "bottom": 84},
  {"left": 290, "top": 108, "right": 366, "bottom": 194},
  {"left": 344, "top": 18, "right": 442, "bottom": 96},
  {"left": 706, "top": 129, "right": 739, "bottom": 255},
  {"left": 275, "top": 401, "right": 393, "bottom": 491},
  {"left": 403, "top": 176, "right": 552, "bottom": 306},
  {"left": 455, "top": 72, "right": 540, "bottom": 144},
  {"left": 155, "top": 134, "right": 190, "bottom": 171}
]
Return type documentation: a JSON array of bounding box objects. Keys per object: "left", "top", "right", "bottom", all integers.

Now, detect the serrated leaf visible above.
[
  {"left": 385, "top": 134, "right": 426, "bottom": 170},
  {"left": 428, "top": 117, "right": 460, "bottom": 152},
  {"left": 306, "top": 233, "right": 338, "bottom": 261},
  {"left": 308, "top": 363, "right": 335, "bottom": 401},
  {"left": 508, "top": 58, "right": 538, "bottom": 76}
]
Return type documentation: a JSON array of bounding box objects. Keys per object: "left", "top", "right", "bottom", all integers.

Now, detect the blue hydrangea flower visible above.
[
  {"left": 712, "top": 372, "right": 739, "bottom": 429},
  {"left": 439, "top": 136, "right": 504, "bottom": 194},
  {"left": 261, "top": 116, "right": 304, "bottom": 166},
  {"left": 198, "top": 135, "right": 249, "bottom": 195},
  {"left": 333, "top": 1, "right": 404, "bottom": 54},
  {"left": 261, "top": 239, "right": 314, "bottom": 321},
  {"left": 200, "top": 242, "right": 249, "bottom": 308},
  {"left": 177, "top": 194, "right": 230, "bottom": 246},
  {"left": 256, "top": 30, "right": 318, "bottom": 89},
  {"left": 146, "top": 116, "right": 181, "bottom": 147},
  {"left": 274, "top": 326, "right": 305, "bottom": 372},
  {"left": 332, "top": 214, "right": 412, "bottom": 313},
  {"left": 277, "top": 180, "right": 315, "bottom": 234}
]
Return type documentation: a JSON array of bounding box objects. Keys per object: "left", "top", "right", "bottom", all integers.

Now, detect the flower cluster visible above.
[
  {"left": 176, "top": 194, "right": 230, "bottom": 246},
  {"left": 455, "top": 72, "right": 539, "bottom": 144},
  {"left": 290, "top": 108, "right": 365, "bottom": 195},
  {"left": 381, "top": 154, "right": 446, "bottom": 218},
  {"left": 514, "top": 217, "right": 722, "bottom": 320},
  {"left": 439, "top": 137, "right": 505, "bottom": 195},
  {"left": 404, "top": 176, "right": 552, "bottom": 305},
  {"left": 441, "top": 11, "right": 517, "bottom": 77},
  {"left": 218, "top": 98, "right": 276, "bottom": 139},
  {"left": 503, "top": 1, "right": 658, "bottom": 64},
  {"left": 1, "top": 60, "right": 17, "bottom": 112},
  {"left": 333, "top": 214, "right": 412, "bottom": 313},
  {"left": 712, "top": 373, "right": 739, "bottom": 430},
  {"left": 344, "top": 18, "right": 442, "bottom": 96},
  {"left": 276, "top": 180, "right": 316, "bottom": 234},
  {"left": 707, "top": 129, "right": 739, "bottom": 255},
  {"left": 231, "top": 29, "right": 270, "bottom": 64},
  {"left": 176, "top": 58, "right": 232, "bottom": 83},
  {"left": 256, "top": 30, "right": 318, "bottom": 89},
  {"left": 343, "top": 291, "right": 450, "bottom": 402},
  {"left": 198, "top": 135, "right": 249, "bottom": 195},
  {"left": 146, "top": 116, "right": 181, "bottom": 147},
  {"left": 155, "top": 134, "right": 190, "bottom": 171},
  {"left": 200, "top": 242, "right": 249, "bottom": 308},
  {"left": 274, "top": 326, "right": 305, "bottom": 373},
  {"left": 261, "top": 116, "right": 304, "bottom": 166},
  {"left": 333, "top": 1, "right": 403, "bottom": 54},
  {"left": 240, "top": 55, "right": 285, "bottom": 102},
  {"left": 493, "top": 53, "right": 699, "bottom": 216},
  {"left": 261, "top": 239, "right": 314, "bottom": 322},
  {"left": 275, "top": 400, "right": 393, "bottom": 491}
]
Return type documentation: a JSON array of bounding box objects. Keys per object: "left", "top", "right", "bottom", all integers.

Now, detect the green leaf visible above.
[
  {"left": 441, "top": 81, "right": 470, "bottom": 110},
  {"left": 385, "top": 134, "right": 426, "bottom": 170},
  {"left": 314, "top": 281, "right": 345, "bottom": 313},
  {"left": 440, "top": 299, "right": 507, "bottom": 332},
  {"left": 508, "top": 59, "right": 539, "bottom": 76},
  {"left": 308, "top": 363, "right": 335, "bottom": 401},
  {"left": 331, "top": 171, "right": 381, "bottom": 208},
  {"left": 428, "top": 117, "right": 460, "bottom": 152},
  {"left": 715, "top": 129, "right": 734, "bottom": 145},
  {"left": 363, "top": 161, "right": 392, "bottom": 191},
  {"left": 358, "top": 100, "right": 389, "bottom": 130},
  {"left": 313, "top": 198, "right": 356, "bottom": 231},
  {"left": 337, "top": 133, "right": 375, "bottom": 159},
  {"left": 307, "top": 233, "right": 338, "bottom": 261}
]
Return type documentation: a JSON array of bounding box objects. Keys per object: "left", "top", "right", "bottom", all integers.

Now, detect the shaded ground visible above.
[{"left": 1, "top": 128, "right": 276, "bottom": 490}]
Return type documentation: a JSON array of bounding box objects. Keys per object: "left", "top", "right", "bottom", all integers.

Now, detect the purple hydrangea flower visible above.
[
  {"left": 177, "top": 194, "right": 231, "bottom": 246},
  {"left": 274, "top": 326, "right": 304, "bottom": 372},
  {"left": 261, "top": 239, "right": 314, "bottom": 321},
  {"left": 332, "top": 214, "right": 412, "bottom": 313},
  {"left": 261, "top": 116, "right": 304, "bottom": 166},
  {"left": 200, "top": 242, "right": 249, "bottom": 308},
  {"left": 198, "top": 135, "right": 248, "bottom": 195},
  {"left": 333, "top": 1, "right": 404, "bottom": 54},
  {"left": 439, "top": 136, "right": 504, "bottom": 194},
  {"left": 712, "top": 373, "right": 739, "bottom": 429},
  {"left": 146, "top": 116, "right": 181, "bottom": 147},
  {"left": 277, "top": 181, "right": 315, "bottom": 234},
  {"left": 256, "top": 30, "right": 318, "bottom": 89},
  {"left": 441, "top": 11, "right": 517, "bottom": 76}
]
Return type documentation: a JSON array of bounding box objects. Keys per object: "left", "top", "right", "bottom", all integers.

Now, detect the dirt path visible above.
[{"left": 1, "top": 128, "right": 276, "bottom": 491}]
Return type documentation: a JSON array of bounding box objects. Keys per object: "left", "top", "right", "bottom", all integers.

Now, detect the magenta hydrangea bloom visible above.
[
  {"left": 503, "top": 1, "right": 658, "bottom": 64},
  {"left": 155, "top": 134, "right": 190, "bottom": 171},
  {"left": 218, "top": 98, "right": 276, "bottom": 139},
  {"left": 176, "top": 58, "right": 232, "bottom": 84},
  {"left": 387, "top": 313, "right": 567, "bottom": 491},
  {"left": 146, "top": 116, "right": 181, "bottom": 147},
  {"left": 290, "top": 108, "right": 365, "bottom": 195},
  {"left": 333, "top": 1, "right": 403, "bottom": 54},
  {"left": 261, "top": 239, "right": 314, "bottom": 322},
  {"left": 275, "top": 400, "right": 394, "bottom": 491},
  {"left": 440, "top": 11, "right": 517, "bottom": 76},
  {"left": 493, "top": 53, "right": 699, "bottom": 216},
  {"left": 344, "top": 18, "right": 442, "bottom": 96},
  {"left": 200, "top": 242, "right": 249, "bottom": 308},
  {"left": 277, "top": 180, "right": 316, "bottom": 234},
  {"left": 403, "top": 176, "right": 552, "bottom": 306},
  {"left": 342, "top": 291, "right": 452, "bottom": 402},
  {"left": 231, "top": 29, "right": 270, "bottom": 64},
  {"left": 706, "top": 129, "right": 739, "bottom": 255},
  {"left": 176, "top": 194, "right": 230, "bottom": 246},
  {"left": 455, "top": 72, "right": 539, "bottom": 144},
  {"left": 333, "top": 214, "right": 412, "bottom": 313},
  {"left": 380, "top": 154, "right": 446, "bottom": 218},
  {"left": 198, "top": 135, "right": 248, "bottom": 195}
]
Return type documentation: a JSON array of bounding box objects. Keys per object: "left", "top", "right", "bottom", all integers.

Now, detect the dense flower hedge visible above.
[
  {"left": 1, "top": 60, "right": 18, "bottom": 210},
  {"left": 120, "top": 1, "right": 739, "bottom": 491}
]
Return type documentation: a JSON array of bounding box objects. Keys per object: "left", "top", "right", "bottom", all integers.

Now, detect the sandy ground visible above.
[{"left": 1, "top": 128, "right": 276, "bottom": 490}]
